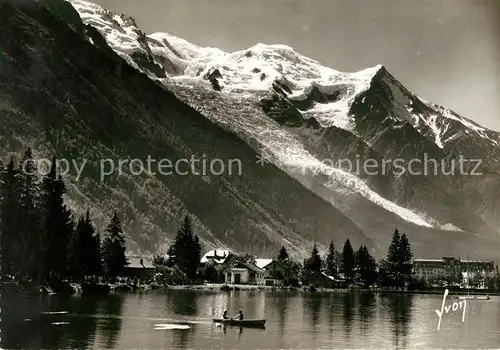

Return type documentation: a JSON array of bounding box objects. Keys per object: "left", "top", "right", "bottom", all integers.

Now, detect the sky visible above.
[{"left": 92, "top": 0, "right": 500, "bottom": 131}]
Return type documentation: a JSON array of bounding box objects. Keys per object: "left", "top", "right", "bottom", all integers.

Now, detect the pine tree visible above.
[
  {"left": 168, "top": 215, "right": 201, "bottom": 280},
  {"left": 17, "top": 148, "right": 42, "bottom": 281},
  {"left": 0, "top": 157, "right": 20, "bottom": 279},
  {"left": 365, "top": 246, "right": 377, "bottom": 285},
  {"left": 67, "top": 211, "right": 101, "bottom": 281},
  {"left": 342, "top": 239, "right": 355, "bottom": 282},
  {"left": 67, "top": 216, "right": 86, "bottom": 282},
  {"left": 355, "top": 245, "right": 365, "bottom": 281},
  {"left": 40, "top": 157, "right": 74, "bottom": 281},
  {"left": 190, "top": 232, "right": 201, "bottom": 278},
  {"left": 304, "top": 243, "right": 322, "bottom": 278},
  {"left": 387, "top": 228, "right": 401, "bottom": 265},
  {"left": 88, "top": 214, "right": 102, "bottom": 277},
  {"left": 386, "top": 228, "right": 401, "bottom": 288},
  {"left": 277, "top": 246, "right": 289, "bottom": 263},
  {"left": 101, "top": 211, "right": 128, "bottom": 279},
  {"left": 325, "top": 241, "right": 337, "bottom": 277},
  {"left": 399, "top": 233, "right": 413, "bottom": 286},
  {"left": 356, "top": 245, "right": 377, "bottom": 287}
]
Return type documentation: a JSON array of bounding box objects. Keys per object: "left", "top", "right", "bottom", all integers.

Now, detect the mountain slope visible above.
[
  {"left": 0, "top": 0, "right": 377, "bottom": 258},
  {"left": 2, "top": 0, "right": 500, "bottom": 260},
  {"left": 67, "top": 1, "right": 443, "bottom": 229},
  {"left": 62, "top": 0, "right": 500, "bottom": 259}
]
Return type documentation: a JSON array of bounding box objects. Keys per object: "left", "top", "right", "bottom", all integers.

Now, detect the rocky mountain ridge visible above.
[{"left": 1, "top": 0, "right": 499, "bottom": 260}]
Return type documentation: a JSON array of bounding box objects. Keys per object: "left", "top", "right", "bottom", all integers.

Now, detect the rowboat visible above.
[
  {"left": 213, "top": 318, "right": 266, "bottom": 328},
  {"left": 456, "top": 295, "right": 490, "bottom": 300}
]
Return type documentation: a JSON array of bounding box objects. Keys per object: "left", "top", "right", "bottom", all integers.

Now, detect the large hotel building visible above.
[{"left": 412, "top": 257, "right": 494, "bottom": 280}]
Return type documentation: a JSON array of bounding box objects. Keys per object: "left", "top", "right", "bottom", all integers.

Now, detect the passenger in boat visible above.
[
  {"left": 222, "top": 310, "right": 228, "bottom": 319},
  {"left": 232, "top": 310, "right": 243, "bottom": 320}
]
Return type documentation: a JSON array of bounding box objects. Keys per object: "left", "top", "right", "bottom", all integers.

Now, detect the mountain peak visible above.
[
  {"left": 5, "top": 0, "right": 500, "bottom": 260},
  {"left": 250, "top": 42, "right": 297, "bottom": 51},
  {"left": 68, "top": 0, "right": 499, "bottom": 151}
]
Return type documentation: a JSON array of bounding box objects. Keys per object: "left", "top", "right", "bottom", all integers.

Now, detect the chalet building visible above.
[
  {"left": 121, "top": 256, "right": 156, "bottom": 280},
  {"left": 225, "top": 261, "right": 266, "bottom": 285},
  {"left": 413, "top": 257, "right": 494, "bottom": 281},
  {"left": 255, "top": 259, "right": 288, "bottom": 285},
  {"left": 200, "top": 249, "right": 237, "bottom": 283}
]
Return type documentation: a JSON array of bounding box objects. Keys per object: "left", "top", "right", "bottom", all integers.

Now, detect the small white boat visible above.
[{"left": 457, "top": 295, "right": 490, "bottom": 300}]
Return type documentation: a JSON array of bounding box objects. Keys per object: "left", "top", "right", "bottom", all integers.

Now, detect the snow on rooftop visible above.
[
  {"left": 200, "top": 249, "right": 231, "bottom": 264},
  {"left": 414, "top": 259, "right": 443, "bottom": 262},
  {"left": 255, "top": 259, "right": 273, "bottom": 269}
]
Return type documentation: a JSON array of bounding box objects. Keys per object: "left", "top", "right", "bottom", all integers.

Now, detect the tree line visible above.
[
  {"left": 153, "top": 214, "right": 414, "bottom": 290},
  {"left": 275, "top": 228, "right": 413, "bottom": 289},
  {"left": 0, "top": 148, "right": 415, "bottom": 290},
  {"left": 0, "top": 149, "right": 128, "bottom": 285}
]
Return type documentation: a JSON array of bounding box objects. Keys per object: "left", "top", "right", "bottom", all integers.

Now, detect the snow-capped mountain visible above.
[
  {"left": 67, "top": 0, "right": 500, "bottom": 237},
  {"left": 67, "top": 1, "right": 500, "bottom": 151},
  {"left": 2, "top": 0, "right": 499, "bottom": 259},
  {"left": 1, "top": 0, "right": 375, "bottom": 259}
]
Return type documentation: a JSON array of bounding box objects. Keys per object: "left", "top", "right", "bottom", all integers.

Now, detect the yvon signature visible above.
[{"left": 435, "top": 289, "right": 467, "bottom": 331}]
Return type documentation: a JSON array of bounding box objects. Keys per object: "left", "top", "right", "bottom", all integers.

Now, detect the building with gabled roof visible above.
[
  {"left": 225, "top": 261, "right": 266, "bottom": 285},
  {"left": 121, "top": 256, "right": 156, "bottom": 280}
]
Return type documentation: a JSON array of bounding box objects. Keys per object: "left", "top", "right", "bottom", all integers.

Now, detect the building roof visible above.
[
  {"left": 201, "top": 249, "right": 231, "bottom": 264},
  {"left": 231, "top": 261, "right": 265, "bottom": 273},
  {"left": 255, "top": 259, "right": 273, "bottom": 269},
  {"left": 126, "top": 256, "right": 155, "bottom": 269},
  {"left": 414, "top": 257, "right": 493, "bottom": 264},
  {"left": 413, "top": 259, "right": 443, "bottom": 263}
]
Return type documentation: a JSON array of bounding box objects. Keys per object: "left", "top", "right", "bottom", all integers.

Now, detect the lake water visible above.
[{"left": 2, "top": 289, "right": 500, "bottom": 349}]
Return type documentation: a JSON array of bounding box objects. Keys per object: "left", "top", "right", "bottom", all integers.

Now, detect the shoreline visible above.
[{"left": 3, "top": 281, "right": 499, "bottom": 297}]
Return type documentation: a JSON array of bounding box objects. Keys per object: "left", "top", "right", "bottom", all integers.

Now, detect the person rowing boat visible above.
[
  {"left": 212, "top": 312, "right": 265, "bottom": 328},
  {"left": 231, "top": 310, "right": 243, "bottom": 320}
]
